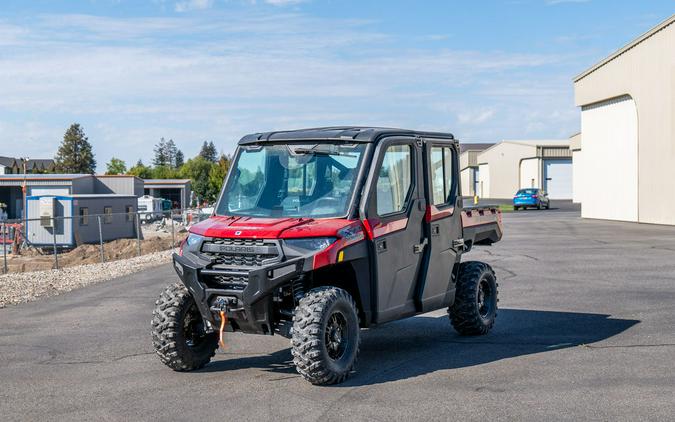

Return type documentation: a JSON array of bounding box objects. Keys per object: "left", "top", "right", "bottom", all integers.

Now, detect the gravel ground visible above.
[{"left": 0, "top": 250, "right": 172, "bottom": 308}]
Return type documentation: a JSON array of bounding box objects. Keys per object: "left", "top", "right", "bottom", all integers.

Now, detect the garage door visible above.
[
  {"left": 544, "top": 159, "right": 572, "bottom": 199},
  {"left": 580, "top": 95, "right": 638, "bottom": 222}
]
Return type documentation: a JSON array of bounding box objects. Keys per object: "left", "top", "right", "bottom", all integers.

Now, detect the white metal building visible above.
[
  {"left": 573, "top": 15, "right": 675, "bottom": 224},
  {"left": 476, "top": 140, "right": 572, "bottom": 200},
  {"left": 459, "top": 143, "right": 494, "bottom": 197}
]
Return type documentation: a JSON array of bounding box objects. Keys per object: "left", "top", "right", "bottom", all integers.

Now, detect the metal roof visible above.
[
  {"left": 238, "top": 126, "right": 455, "bottom": 145},
  {"left": 0, "top": 174, "right": 90, "bottom": 181},
  {"left": 501, "top": 140, "right": 569, "bottom": 147},
  {"left": 460, "top": 143, "right": 494, "bottom": 153},
  {"left": 143, "top": 179, "right": 191, "bottom": 184},
  {"left": 574, "top": 14, "right": 675, "bottom": 82},
  {"left": 70, "top": 194, "right": 138, "bottom": 198},
  {"left": 0, "top": 157, "right": 19, "bottom": 167}
]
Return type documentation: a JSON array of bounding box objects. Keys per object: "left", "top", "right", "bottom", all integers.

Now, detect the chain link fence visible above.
[{"left": 1, "top": 208, "right": 211, "bottom": 274}]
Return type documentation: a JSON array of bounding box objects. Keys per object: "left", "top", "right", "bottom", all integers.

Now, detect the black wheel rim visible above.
[
  {"left": 325, "top": 311, "right": 348, "bottom": 360},
  {"left": 477, "top": 278, "right": 494, "bottom": 318},
  {"left": 183, "top": 303, "right": 208, "bottom": 348}
]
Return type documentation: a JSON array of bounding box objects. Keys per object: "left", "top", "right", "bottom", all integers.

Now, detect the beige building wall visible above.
[
  {"left": 570, "top": 133, "right": 583, "bottom": 204},
  {"left": 574, "top": 15, "right": 675, "bottom": 224},
  {"left": 478, "top": 163, "right": 490, "bottom": 198},
  {"left": 459, "top": 148, "right": 488, "bottom": 197},
  {"left": 476, "top": 142, "right": 537, "bottom": 199},
  {"left": 460, "top": 168, "right": 472, "bottom": 196}
]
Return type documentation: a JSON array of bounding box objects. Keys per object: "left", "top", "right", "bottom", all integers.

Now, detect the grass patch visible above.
[{"left": 499, "top": 204, "right": 515, "bottom": 213}]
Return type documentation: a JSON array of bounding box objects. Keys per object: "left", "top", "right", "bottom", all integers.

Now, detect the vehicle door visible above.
[
  {"left": 417, "top": 141, "right": 463, "bottom": 312},
  {"left": 360, "top": 137, "right": 426, "bottom": 323}
]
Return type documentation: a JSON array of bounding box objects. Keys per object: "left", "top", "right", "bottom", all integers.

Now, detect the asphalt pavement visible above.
[{"left": 2, "top": 208, "right": 675, "bottom": 421}]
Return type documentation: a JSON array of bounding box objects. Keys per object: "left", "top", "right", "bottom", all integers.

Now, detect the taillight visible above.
[{"left": 532, "top": 195, "right": 538, "bottom": 199}]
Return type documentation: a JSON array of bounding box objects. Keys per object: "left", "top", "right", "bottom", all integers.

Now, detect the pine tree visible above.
[
  {"left": 153, "top": 138, "right": 168, "bottom": 167},
  {"left": 199, "top": 141, "right": 218, "bottom": 162},
  {"left": 165, "top": 139, "right": 178, "bottom": 167},
  {"left": 54, "top": 123, "right": 96, "bottom": 174},
  {"left": 175, "top": 150, "right": 185, "bottom": 168}
]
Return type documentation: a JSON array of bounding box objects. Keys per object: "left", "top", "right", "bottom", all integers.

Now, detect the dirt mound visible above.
[{"left": 6, "top": 234, "right": 186, "bottom": 273}]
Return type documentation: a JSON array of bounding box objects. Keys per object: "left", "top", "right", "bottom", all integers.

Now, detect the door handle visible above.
[
  {"left": 413, "top": 238, "right": 428, "bottom": 254},
  {"left": 376, "top": 239, "right": 387, "bottom": 252}
]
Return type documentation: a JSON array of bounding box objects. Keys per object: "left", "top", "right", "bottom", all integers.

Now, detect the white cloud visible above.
[
  {"left": 175, "top": 0, "right": 214, "bottom": 12},
  {"left": 458, "top": 109, "right": 496, "bottom": 125}
]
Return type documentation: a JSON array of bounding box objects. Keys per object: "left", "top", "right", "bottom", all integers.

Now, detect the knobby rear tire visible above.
[{"left": 450, "top": 261, "right": 498, "bottom": 336}]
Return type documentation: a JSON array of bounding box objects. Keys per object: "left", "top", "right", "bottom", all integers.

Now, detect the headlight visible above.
[
  {"left": 186, "top": 233, "right": 204, "bottom": 247},
  {"left": 284, "top": 237, "right": 336, "bottom": 252}
]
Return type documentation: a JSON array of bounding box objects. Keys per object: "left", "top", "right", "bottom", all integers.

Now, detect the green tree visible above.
[
  {"left": 152, "top": 165, "right": 179, "bottom": 179},
  {"left": 105, "top": 157, "right": 127, "bottom": 175},
  {"left": 208, "top": 154, "right": 231, "bottom": 198},
  {"left": 199, "top": 141, "right": 218, "bottom": 162},
  {"left": 175, "top": 149, "right": 185, "bottom": 168},
  {"left": 165, "top": 139, "right": 179, "bottom": 167},
  {"left": 180, "top": 156, "right": 215, "bottom": 203},
  {"left": 154, "top": 138, "right": 181, "bottom": 168},
  {"left": 54, "top": 123, "right": 96, "bottom": 173},
  {"left": 153, "top": 138, "right": 168, "bottom": 167},
  {"left": 128, "top": 159, "right": 153, "bottom": 179}
]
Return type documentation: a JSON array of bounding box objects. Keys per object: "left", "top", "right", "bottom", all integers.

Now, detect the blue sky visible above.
[{"left": 0, "top": 0, "right": 672, "bottom": 171}]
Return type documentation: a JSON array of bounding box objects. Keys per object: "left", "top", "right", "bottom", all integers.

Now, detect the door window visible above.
[
  {"left": 430, "top": 146, "right": 455, "bottom": 206},
  {"left": 376, "top": 145, "right": 413, "bottom": 215}
]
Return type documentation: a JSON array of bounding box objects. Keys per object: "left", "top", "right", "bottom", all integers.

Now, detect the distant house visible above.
[
  {"left": 25, "top": 159, "right": 56, "bottom": 173},
  {"left": 0, "top": 156, "right": 55, "bottom": 174},
  {"left": 0, "top": 157, "right": 21, "bottom": 174}
]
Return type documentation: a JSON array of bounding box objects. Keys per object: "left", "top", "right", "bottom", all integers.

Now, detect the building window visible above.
[
  {"left": 430, "top": 146, "right": 455, "bottom": 206},
  {"left": 125, "top": 205, "right": 134, "bottom": 222},
  {"left": 79, "top": 207, "right": 89, "bottom": 226},
  {"left": 376, "top": 144, "right": 413, "bottom": 216},
  {"left": 103, "top": 206, "right": 113, "bottom": 224}
]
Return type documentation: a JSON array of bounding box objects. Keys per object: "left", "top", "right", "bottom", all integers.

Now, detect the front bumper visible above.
[{"left": 173, "top": 252, "right": 308, "bottom": 335}]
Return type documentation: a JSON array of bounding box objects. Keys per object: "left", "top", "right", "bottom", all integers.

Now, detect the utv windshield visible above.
[{"left": 216, "top": 143, "right": 368, "bottom": 218}]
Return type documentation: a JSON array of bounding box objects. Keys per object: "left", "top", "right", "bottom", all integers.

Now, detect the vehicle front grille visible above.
[
  {"left": 205, "top": 273, "right": 248, "bottom": 290},
  {"left": 200, "top": 238, "right": 280, "bottom": 269}
]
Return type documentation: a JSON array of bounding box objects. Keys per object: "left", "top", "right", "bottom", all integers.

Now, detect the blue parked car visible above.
[{"left": 513, "top": 188, "right": 550, "bottom": 210}]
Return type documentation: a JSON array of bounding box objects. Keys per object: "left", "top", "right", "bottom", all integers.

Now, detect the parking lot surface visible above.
[{"left": 2, "top": 207, "right": 675, "bottom": 421}]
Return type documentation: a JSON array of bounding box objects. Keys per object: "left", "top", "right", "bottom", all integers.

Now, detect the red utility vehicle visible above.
[{"left": 152, "top": 127, "right": 502, "bottom": 385}]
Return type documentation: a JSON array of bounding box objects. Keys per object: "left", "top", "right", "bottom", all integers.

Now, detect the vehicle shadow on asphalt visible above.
[
  {"left": 344, "top": 308, "right": 638, "bottom": 387},
  {"left": 196, "top": 308, "right": 638, "bottom": 385}
]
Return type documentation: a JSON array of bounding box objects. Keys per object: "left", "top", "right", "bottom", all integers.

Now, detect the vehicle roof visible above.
[{"left": 238, "top": 126, "right": 455, "bottom": 145}]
